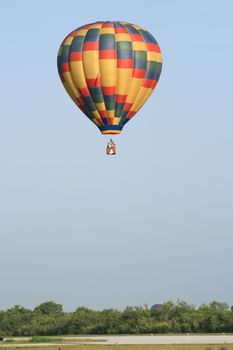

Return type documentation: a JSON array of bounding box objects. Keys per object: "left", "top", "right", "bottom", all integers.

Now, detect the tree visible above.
[{"left": 33, "top": 301, "right": 63, "bottom": 315}]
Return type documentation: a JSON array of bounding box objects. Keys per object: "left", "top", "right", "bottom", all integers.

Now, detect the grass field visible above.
[{"left": 2, "top": 345, "right": 233, "bottom": 350}]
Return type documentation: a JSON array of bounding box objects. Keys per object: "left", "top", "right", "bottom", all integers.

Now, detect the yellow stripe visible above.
[
  {"left": 99, "top": 30, "right": 116, "bottom": 117},
  {"left": 131, "top": 87, "right": 154, "bottom": 112},
  {"left": 100, "top": 28, "right": 114, "bottom": 34},
  {"left": 82, "top": 23, "right": 104, "bottom": 119},
  {"left": 132, "top": 24, "right": 143, "bottom": 30},
  {"left": 68, "top": 24, "right": 103, "bottom": 120},
  {"left": 115, "top": 33, "right": 131, "bottom": 42},
  {"left": 68, "top": 27, "right": 89, "bottom": 92},
  {"left": 132, "top": 42, "right": 146, "bottom": 50},
  {"left": 120, "top": 38, "right": 147, "bottom": 117},
  {"left": 64, "top": 37, "right": 73, "bottom": 46},
  {"left": 89, "top": 24, "right": 102, "bottom": 29},
  {"left": 76, "top": 29, "right": 88, "bottom": 36},
  {"left": 125, "top": 78, "right": 143, "bottom": 103},
  {"left": 116, "top": 68, "right": 132, "bottom": 95},
  {"left": 113, "top": 117, "right": 121, "bottom": 125},
  {"left": 99, "top": 59, "right": 116, "bottom": 86},
  {"left": 70, "top": 61, "right": 87, "bottom": 89},
  {"left": 147, "top": 51, "right": 162, "bottom": 63},
  {"left": 100, "top": 25, "right": 115, "bottom": 35},
  {"left": 92, "top": 111, "right": 100, "bottom": 119},
  {"left": 63, "top": 72, "right": 79, "bottom": 101},
  {"left": 107, "top": 110, "right": 115, "bottom": 118},
  {"left": 96, "top": 102, "right": 105, "bottom": 110},
  {"left": 83, "top": 51, "right": 99, "bottom": 78}
]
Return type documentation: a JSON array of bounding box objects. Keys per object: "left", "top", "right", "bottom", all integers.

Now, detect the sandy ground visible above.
[
  {"left": 2, "top": 335, "right": 233, "bottom": 346},
  {"left": 94, "top": 335, "right": 233, "bottom": 344}
]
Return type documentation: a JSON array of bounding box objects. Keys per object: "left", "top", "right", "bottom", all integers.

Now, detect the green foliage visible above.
[
  {"left": 33, "top": 301, "right": 63, "bottom": 315},
  {"left": 31, "top": 336, "right": 61, "bottom": 343},
  {"left": 0, "top": 300, "right": 233, "bottom": 336}
]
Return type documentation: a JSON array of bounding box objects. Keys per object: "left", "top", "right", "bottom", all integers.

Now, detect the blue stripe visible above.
[
  {"left": 101, "top": 118, "right": 108, "bottom": 125},
  {"left": 70, "top": 36, "right": 84, "bottom": 52},
  {"left": 117, "top": 49, "right": 133, "bottom": 59},
  {"left": 112, "top": 22, "right": 123, "bottom": 28},
  {"left": 123, "top": 118, "right": 131, "bottom": 125},
  {"left": 60, "top": 46, "right": 70, "bottom": 63},
  {"left": 100, "top": 35, "right": 115, "bottom": 50},
  {"left": 83, "top": 96, "right": 96, "bottom": 112},
  {"left": 124, "top": 24, "right": 138, "bottom": 34},
  {"left": 134, "top": 59, "right": 147, "bottom": 69},
  {"left": 85, "top": 29, "right": 100, "bottom": 42},
  {"left": 140, "top": 30, "right": 158, "bottom": 44},
  {"left": 146, "top": 69, "right": 157, "bottom": 79},
  {"left": 99, "top": 125, "right": 123, "bottom": 132}
]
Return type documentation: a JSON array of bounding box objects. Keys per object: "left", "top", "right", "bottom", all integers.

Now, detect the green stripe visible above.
[
  {"left": 147, "top": 61, "right": 162, "bottom": 71},
  {"left": 117, "top": 41, "right": 132, "bottom": 50},
  {"left": 134, "top": 50, "right": 146, "bottom": 60},
  {"left": 100, "top": 34, "right": 115, "bottom": 41}
]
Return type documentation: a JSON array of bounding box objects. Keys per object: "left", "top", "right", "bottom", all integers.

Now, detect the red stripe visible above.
[
  {"left": 133, "top": 68, "right": 146, "bottom": 78},
  {"left": 108, "top": 117, "right": 115, "bottom": 124},
  {"left": 83, "top": 42, "right": 99, "bottom": 50},
  {"left": 131, "top": 33, "right": 144, "bottom": 42},
  {"left": 86, "top": 78, "right": 101, "bottom": 88},
  {"left": 126, "top": 111, "right": 136, "bottom": 118},
  {"left": 76, "top": 96, "right": 85, "bottom": 105},
  {"left": 102, "top": 86, "right": 115, "bottom": 95},
  {"left": 61, "top": 63, "right": 70, "bottom": 73},
  {"left": 115, "top": 28, "right": 128, "bottom": 33},
  {"left": 123, "top": 102, "right": 133, "bottom": 111},
  {"left": 80, "top": 87, "right": 90, "bottom": 97},
  {"left": 59, "top": 74, "right": 65, "bottom": 83},
  {"left": 102, "top": 23, "right": 113, "bottom": 28},
  {"left": 96, "top": 118, "right": 104, "bottom": 126},
  {"left": 146, "top": 43, "right": 161, "bottom": 52},
  {"left": 150, "top": 80, "right": 158, "bottom": 89},
  {"left": 81, "top": 24, "right": 92, "bottom": 29},
  {"left": 99, "top": 50, "right": 116, "bottom": 59},
  {"left": 117, "top": 59, "right": 133, "bottom": 68},
  {"left": 99, "top": 110, "right": 107, "bottom": 118},
  {"left": 143, "top": 78, "right": 158, "bottom": 89},
  {"left": 69, "top": 31, "right": 79, "bottom": 37},
  {"left": 69, "top": 52, "right": 82, "bottom": 61},
  {"left": 116, "top": 94, "right": 126, "bottom": 103}
]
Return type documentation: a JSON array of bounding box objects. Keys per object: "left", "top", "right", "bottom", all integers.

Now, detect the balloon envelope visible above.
[{"left": 57, "top": 21, "right": 162, "bottom": 134}]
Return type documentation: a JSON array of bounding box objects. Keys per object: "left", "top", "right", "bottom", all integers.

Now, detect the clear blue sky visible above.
[{"left": 0, "top": 0, "right": 232, "bottom": 311}]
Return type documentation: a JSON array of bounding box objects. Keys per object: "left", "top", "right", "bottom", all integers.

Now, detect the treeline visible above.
[{"left": 0, "top": 300, "right": 233, "bottom": 336}]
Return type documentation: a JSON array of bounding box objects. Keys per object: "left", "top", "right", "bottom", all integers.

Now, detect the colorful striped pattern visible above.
[{"left": 57, "top": 21, "right": 162, "bottom": 134}]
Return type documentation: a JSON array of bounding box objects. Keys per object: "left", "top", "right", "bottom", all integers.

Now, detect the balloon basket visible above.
[{"left": 106, "top": 146, "right": 116, "bottom": 155}]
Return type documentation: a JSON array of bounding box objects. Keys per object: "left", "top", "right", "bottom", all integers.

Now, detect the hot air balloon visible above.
[{"left": 57, "top": 21, "right": 162, "bottom": 154}]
